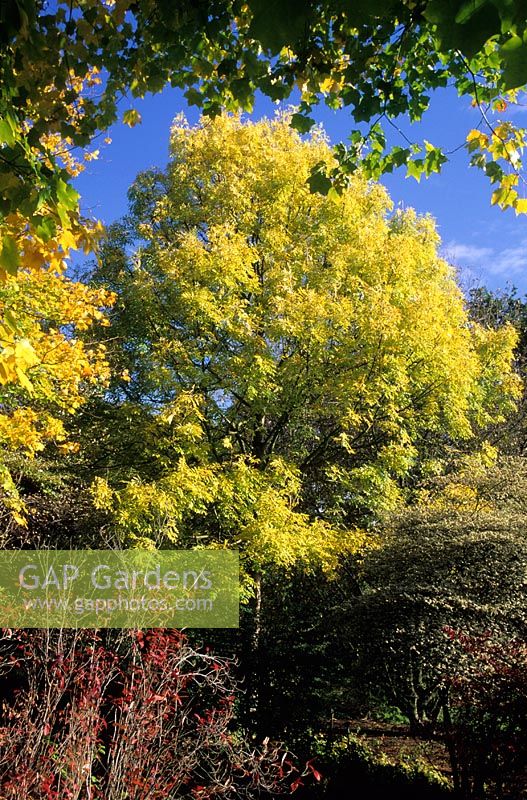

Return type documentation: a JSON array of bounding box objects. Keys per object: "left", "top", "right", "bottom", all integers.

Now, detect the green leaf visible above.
[
  {"left": 484, "top": 160, "right": 504, "bottom": 183},
  {"left": 455, "top": 0, "right": 487, "bottom": 25},
  {"left": 389, "top": 146, "right": 411, "bottom": 168},
  {"left": 184, "top": 88, "right": 203, "bottom": 107},
  {"left": 56, "top": 178, "right": 79, "bottom": 213},
  {"left": 291, "top": 113, "right": 315, "bottom": 134},
  {"left": 424, "top": 0, "right": 501, "bottom": 59},
  {"left": 406, "top": 159, "right": 425, "bottom": 182},
  {"left": 424, "top": 0, "right": 461, "bottom": 26},
  {"left": 0, "top": 116, "right": 16, "bottom": 147},
  {"left": 500, "top": 34, "right": 527, "bottom": 90},
  {"left": 0, "top": 235, "right": 20, "bottom": 276},
  {"left": 423, "top": 145, "right": 447, "bottom": 175},
  {"left": 354, "top": 92, "right": 382, "bottom": 123},
  {"left": 247, "top": 0, "right": 313, "bottom": 53},
  {"left": 34, "top": 216, "right": 56, "bottom": 241},
  {"left": 3, "top": 309, "right": 20, "bottom": 334},
  {"left": 307, "top": 167, "right": 332, "bottom": 196}
]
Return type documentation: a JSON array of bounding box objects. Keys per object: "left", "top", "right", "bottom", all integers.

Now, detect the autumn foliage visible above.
[
  {"left": 0, "top": 207, "right": 114, "bottom": 524},
  {"left": 88, "top": 115, "right": 519, "bottom": 570},
  {"left": 0, "top": 109, "right": 525, "bottom": 799},
  {"left": 0, "top": 628, "right": 299, "bottom": 799}
]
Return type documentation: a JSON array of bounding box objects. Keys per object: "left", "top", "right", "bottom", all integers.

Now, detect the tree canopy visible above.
[
  {"left": 84, "top": 114, "right": 519, "bottom": 573},
  {"left": 0, "top": 243, "right": 114, "bottom": 524},
  {"left": 2, "top": 6, "right": 527, "bottom": 792},
  {"left": 2, "top": 0, "right": 527, "bottom": 259}
]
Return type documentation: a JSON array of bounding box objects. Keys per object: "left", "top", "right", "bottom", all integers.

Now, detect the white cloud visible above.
[
  {"left": 441, "top": 238, "right": 527, "bottom": 282},
  {"left": 489, "top": 240, "right": 527, "bottom": 276},
  {"left": 441, "top": 242, "right": 493, "bottom": 265}
]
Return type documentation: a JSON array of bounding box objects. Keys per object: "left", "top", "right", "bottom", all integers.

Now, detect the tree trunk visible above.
[{"left": 246, "top": 572, "right": 263, "bottom": 732}]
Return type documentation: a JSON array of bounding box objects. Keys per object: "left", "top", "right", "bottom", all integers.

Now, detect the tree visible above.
[
  {"left": 3, "top": 0, "right": 527, "bottom": 249},
  {"left": 75, "top": 113, "right": 519, "bottom": 725},
  {"left": 467, "top": 285, "right": 527, "bottom": 455},
  {"left": 85, "top": 114, "right": 519, "bottom": 562},
  {"left": 0, "top": 230, "right": 114, "bottom": 525}
]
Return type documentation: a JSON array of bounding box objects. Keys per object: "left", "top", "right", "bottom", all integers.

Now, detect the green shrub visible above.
[{"left": 301, "top": 733, "right": 452, "bottom": 800}]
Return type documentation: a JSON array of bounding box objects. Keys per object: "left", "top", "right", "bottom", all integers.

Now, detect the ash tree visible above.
[
  {"left": 82, "top": 113, "right": 519, "bottom": 572},
  {"left": 68, "top": 113, "right": 520, "bottom": 727}
]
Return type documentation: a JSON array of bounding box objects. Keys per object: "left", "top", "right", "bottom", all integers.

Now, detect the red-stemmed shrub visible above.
[
  {"left": 443, "top": 628, "right": 527, "bottom": 799},
  {"left": 0, "top": 628, "right": 300, "bottom": 799}
]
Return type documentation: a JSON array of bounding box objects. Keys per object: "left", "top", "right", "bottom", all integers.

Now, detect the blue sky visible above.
[{"left": 73, "top": 85, "right": 527, "bottom": 295}]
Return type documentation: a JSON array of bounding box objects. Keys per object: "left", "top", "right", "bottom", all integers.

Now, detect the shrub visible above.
[
  {"left": 0, "top": 628, "right": 298, "bottom": 799},
  {"left": 444, "top": 630, "right": 527, "bottom": 799},
  {"left": 299, "top": 733, "right": 451, "bottom": 800}
]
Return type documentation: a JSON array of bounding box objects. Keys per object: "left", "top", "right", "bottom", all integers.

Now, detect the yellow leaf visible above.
[
  {"left": 14, "top": 365, "right": 34, "bottom": 393},
  {"left": 14, "top": 338, "right": 40, "bottom": 368},
  {"left": 0, "top": 361, "right": 10, "bottom": 384},
  {"left": 58, "top": 441, "right": 80, "bottom": 453},
  {"left": 123, "top": 109, "right": 142, "bottom": 127},
  {"left": 319, "top": 76, "right": 334, "bottom": 93},
  {"left": 59, "top": 229, "right": 78, "bottom": 252}
]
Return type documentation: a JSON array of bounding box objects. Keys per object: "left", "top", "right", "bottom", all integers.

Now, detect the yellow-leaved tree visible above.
[
  {"left": 0, "top": 226, "right": 114, "bottom": 525},
  {"left": 0, "top": 66, "right": 108, "bottom": 407},
  {"left": 86, "top": 114, "right": 520, "bottom": 579}
]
